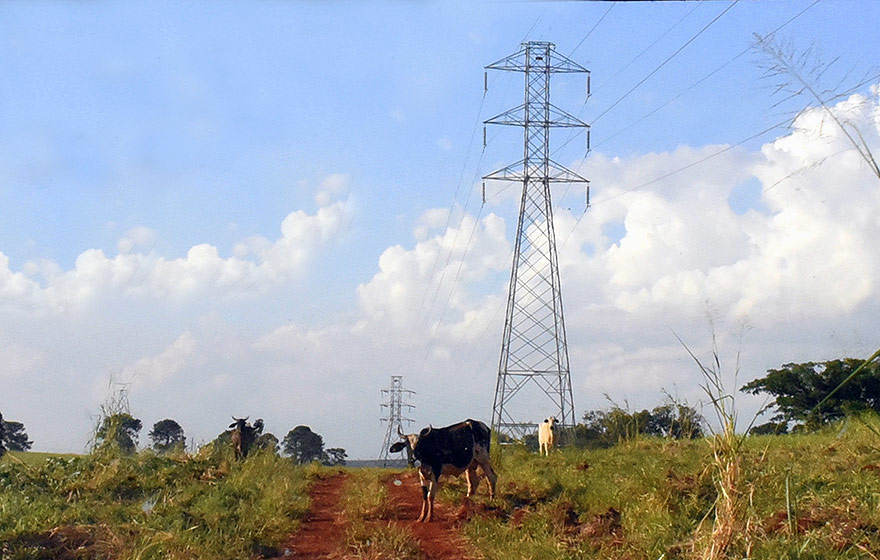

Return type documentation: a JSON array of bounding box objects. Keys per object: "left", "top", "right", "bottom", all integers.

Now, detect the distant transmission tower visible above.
[
  {"left": 483, "top": 41, "right": 591, "bottom": 440},
  {"left": 378, "top": 376, "right": 415, "bottom": 466}
]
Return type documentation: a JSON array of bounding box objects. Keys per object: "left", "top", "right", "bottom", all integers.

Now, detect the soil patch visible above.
[
  {"left": 383, "top": 470, "right": 479, "bottom": 560},
  {"left": 280, "top": 472, "right": 349, "bottom": 559},
  {"left": 278, "top": 470, "right": 479, "bottom": 560}
]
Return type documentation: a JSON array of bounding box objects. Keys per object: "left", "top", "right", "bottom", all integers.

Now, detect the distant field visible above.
[{"left": 1, "top": 450, "right": 80, "bottom": 467}]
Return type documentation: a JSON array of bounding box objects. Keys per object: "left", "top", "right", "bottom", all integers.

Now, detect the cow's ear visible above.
[
  {"left": 390, "top": 441, "right": 407, "bottom": 453},
  {"left": 229, "top": 422, "right": 237, "bottom": 429}
]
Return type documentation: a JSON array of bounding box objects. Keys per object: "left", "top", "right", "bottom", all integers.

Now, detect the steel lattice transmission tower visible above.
[
  {"left": 378, "top": 375, "right": 415, "bottom": 466},
  {"left": 483, "top": 41, "right": 591, "bottom": 441}
]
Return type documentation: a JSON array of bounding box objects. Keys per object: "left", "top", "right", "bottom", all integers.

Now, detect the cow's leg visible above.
[
  {"left": 424, "top": 478, "right": 438, "bottom": 522},
  {"left": 416, "top": 469, "right": 430, "bottom": 522},
  {"left": 418, "top": 485, "right": 429, "bottom": 522},
  {"left": 465, "top": 465, "right": 481, "bottom": 497},
  {"left": 474, "top": 447, "right": 497, "bottom": 500}
]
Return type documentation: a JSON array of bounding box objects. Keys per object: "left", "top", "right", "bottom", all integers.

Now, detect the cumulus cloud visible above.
[
  {"left": 117, "top": 226, "right": 159, "bottom": 254},
  {"left": 0, "top": 341, "right": 43, "bottom": 379},
  {"left": 356, "top": 211, "right": 510, "bottom": 332},
  {"left": 315, "top": 173, "right": 350, "bottom": 206},
  {"left": 120, "top": 331, "right": 197, "bottom": 388},
  {"left": 0, "top": 180, "right": 353, "bottom": 312},
  {"left": 556, "top": 91, "right": 880, "bottom": 329},
  {"left": 7, "top": 89, "right": 880, "bottom": 457}
]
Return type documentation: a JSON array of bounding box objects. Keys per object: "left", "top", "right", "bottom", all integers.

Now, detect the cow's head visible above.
[
  {"left": 229, "top": 416, "right": 249, "bottom": 430},
  {"left": 390, "top": 425, "right": 431, "bottom": 466},
  {"left": 389, "top": 425, "right": 426, "bottom": 454},
  {"left": 545, "top": 416, "right": 558, "bottom": 429}
]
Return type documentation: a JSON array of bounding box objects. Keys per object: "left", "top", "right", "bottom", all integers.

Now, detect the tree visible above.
[
  {"left": 282, "top": 425, "right": 324, "bottom": 464},
  {"left": 322, "top": 447, "right": 347, "bottom": 466},
  {"left": 2, "top": 419, "right": 33, "bottom": 452},
  {"left": 741, "top": 359, "right": 880, "bottom": 430},
  {"left": 253, "top": 432, "right": 280, "bottom": 456},
  {"left": 95, "top": 413, "right": 143, "bottom": 454},
  {"left": 749, "top": 421, "right": 789, "bottom": 436},
  {"left": 648, "top": 402, "right": 705, "bottom": 440},
  {"left": 572, "top": 401, "right": 705, "bottom": 449},
  {"left": 149, "top": 419, "right": 185, "bottom": 454}
]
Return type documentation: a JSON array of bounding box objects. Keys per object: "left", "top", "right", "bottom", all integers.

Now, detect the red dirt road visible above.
[
  {"left": 280, "top": 470, "right": 478, "bottom": 559},
  {"left": 283, "top": 472, "right": 350, "bottom": 559}
]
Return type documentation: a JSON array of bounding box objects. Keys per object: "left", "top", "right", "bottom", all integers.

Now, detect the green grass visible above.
[
  {"left": 453, "top": 420, "right": 880, "bottom": 560},
  {"left": 5, "top": 417, "right": 880, "bottom": 559},
  {"left": 0, "top": 448, "right": 313, "bottom": 559},
  {"left": 1, "top": 450, "right": 80, "bottom": 467}
]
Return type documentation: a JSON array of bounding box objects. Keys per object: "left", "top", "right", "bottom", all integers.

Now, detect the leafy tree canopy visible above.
[
  {"left": 282, "top": 425, "right": 324, "bottom": 464},
  {"left": 253, "top": 432, "right": 280, "bottom": 456},
  {"left": 2, "top": 419, "right": 34, "bottom": 452},
  {"left": 1, "top": 412, "right": 34, "bottom": 454},
  {"left": 95, "top": 413, "right": 142, "bottom": 454},
  {"left": 572, "top": 402, "right": 705, "bottom": 449},
  {"left": 149, "top": 419, "right": 185, "bottom": 454},
  {"left": 741, "top": 359, "right": 880, "bottom": 429}
]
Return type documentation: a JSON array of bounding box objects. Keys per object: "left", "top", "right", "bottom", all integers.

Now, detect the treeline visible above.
[
  {"left": 91, "top": 413, "right": 347, "bottom": 465},
  {"left": 0, "top": 408, "right": 345, "bottom": 466},
  {"left": 517, "top": 357, "right": 880, "bottom": 449}
]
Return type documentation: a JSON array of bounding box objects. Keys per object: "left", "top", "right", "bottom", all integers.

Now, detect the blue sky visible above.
[{"left": 2, "top": 1, "right": 880, "bottom": 459}]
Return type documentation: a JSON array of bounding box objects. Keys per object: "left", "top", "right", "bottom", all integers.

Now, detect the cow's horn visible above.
[{"left": 397, "top": 425, "right": 405, "bottom": 437}]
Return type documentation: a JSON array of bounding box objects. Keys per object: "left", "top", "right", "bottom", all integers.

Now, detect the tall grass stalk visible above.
[{"left": 675, "top": 327, "right": 755, "bottom": 560}]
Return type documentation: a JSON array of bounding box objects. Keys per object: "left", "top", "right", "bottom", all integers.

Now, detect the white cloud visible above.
[
  {"left": 0, "top": 342, "right": 42, "bottom": 379},
  {"left": 0, "top": 194, "right": 351, "bottom": 312},
  {"left": 117, "top": 226, "right": 159, "bottom": 254},
  {"left": 315, "top": 173, "right": 350, "bottom": 206},
  {"left": 7, "top": 88, "right": 880, "bottom": 458},
  {"left": 120, "top": 331, "right": 197, "bottom": 388},
  {"left": 356, "top": 211, "right": 509, "bottom": 332}
]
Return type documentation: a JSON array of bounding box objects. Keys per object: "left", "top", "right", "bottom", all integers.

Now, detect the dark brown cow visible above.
[
  {"left": 390, "top": 419, "right": 497, "bottom": 522},
  {"left": 228, "top": 416, "right": 262, "bottom": 460},
  {"left": 0, "top": 412, "right": 6, "bottom": 459}
]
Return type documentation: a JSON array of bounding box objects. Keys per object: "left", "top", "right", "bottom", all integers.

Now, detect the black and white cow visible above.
[{"left": 390, "top": 419, "right": 497, "bottom": 522}]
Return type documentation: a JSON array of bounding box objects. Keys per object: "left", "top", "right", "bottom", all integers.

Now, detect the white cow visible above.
[{"left": 538, "top": 416, "right": 558, "bottom": 456}]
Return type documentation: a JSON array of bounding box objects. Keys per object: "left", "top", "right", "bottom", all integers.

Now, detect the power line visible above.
[
  {"left": 560, "top": 118, "right": 789, "bottom": 249},
  {"left": 591, "top": 0, "right": 740, "bottom": 125},
  {"left": 569, "top": 3, "right": 617, "bottom": 58},
  {"left": 589, "top": 0, "right": 823, "bottom": 152}
]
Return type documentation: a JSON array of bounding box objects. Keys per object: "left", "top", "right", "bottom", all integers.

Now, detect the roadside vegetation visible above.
[
  {"left": 447, "top": 416, "right": 880, "bottom": 559},
  {"left": 5, "top": 352, "right": 880, "bottom": 559},
  {"left": 0, "top": 446, "right": 314, "bottom": 559},
  {"left": 4, "top": 413, "right": 880, "bottom": 559}
]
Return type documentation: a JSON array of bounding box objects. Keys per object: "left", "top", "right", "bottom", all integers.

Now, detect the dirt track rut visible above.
[{"left": 281, "top": 470, "right": 477, "bottom": 559}]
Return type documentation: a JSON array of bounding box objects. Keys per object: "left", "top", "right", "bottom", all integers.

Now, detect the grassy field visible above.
[
  {"left": 3, "top": 418, "right": 880, "bottom": 559},
  {"left": 0, "top": 447, "right": 314, "bottom": 559},
  {"left": 447, "top": 418, "right": 880, "bottom": 560}
]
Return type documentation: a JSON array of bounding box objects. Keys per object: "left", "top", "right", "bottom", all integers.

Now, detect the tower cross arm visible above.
[
  {"left": 485, "top": 42, "right": 589, "bottom": 74},
  {"left": 485, "top": 103, "right": 590, "bottom": 129},
  {"left": 483, "top": 159, "right": 590, "bottom": 183}
]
